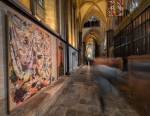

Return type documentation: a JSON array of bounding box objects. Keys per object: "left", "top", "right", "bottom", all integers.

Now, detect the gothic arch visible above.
[
  {"left": 83, "top": 29, "right": 103, "bottom": 44},
  {"left": 79, "top": 0, "right": 107, "bottom": 24}
]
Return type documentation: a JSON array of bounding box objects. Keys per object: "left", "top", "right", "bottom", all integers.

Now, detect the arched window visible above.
[{"left": 84, "top": 16, "right": 100, "bottom": 28}]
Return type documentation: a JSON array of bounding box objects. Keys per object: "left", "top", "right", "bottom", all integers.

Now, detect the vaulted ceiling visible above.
[{"left": 77, "top": 0, "right": 107, "bottom": 27}]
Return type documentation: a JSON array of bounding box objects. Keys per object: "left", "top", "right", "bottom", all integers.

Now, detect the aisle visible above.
[{"left": 45, "top": 65, "right": 139, "bottom": 116}]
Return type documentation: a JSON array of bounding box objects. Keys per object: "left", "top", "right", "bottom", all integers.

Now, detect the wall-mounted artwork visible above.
[
  {"left": 57, "top": 40, "right": 64, "bottom": 77},
  {"left": 7, "top": 12, "right": 57, "bottom": 111},
  {"left": 35, "top": 0, "right": 45, "bottom": 21},
  {"left": 107, "top": 0, "right": 124, "bottom": 16}
]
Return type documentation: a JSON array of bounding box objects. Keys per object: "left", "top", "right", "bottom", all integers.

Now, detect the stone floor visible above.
[
  {"left": 44, "top": 65, "right": 139, "bottom": 116},
  {"left": 2, "top": 65, "right": 140, "bottom": 116}
]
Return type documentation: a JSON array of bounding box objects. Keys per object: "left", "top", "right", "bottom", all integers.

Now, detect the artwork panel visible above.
[
  {"left": 7, "top": 12, "right": 57, "bottom": 112},
  {"left": 107, "top": 0, "right": 124, "bottom": 16},
  {"left": 51, "top": 36, "right": 57, "bottom": 82},
  {"left": 57, "top": 40, "right": 64, "bottom": 77}
]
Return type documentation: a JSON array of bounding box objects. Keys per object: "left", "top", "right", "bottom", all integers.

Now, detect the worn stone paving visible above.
[
  {"left": 45, "top": 66, "right": 102, "bottom": 116},
  {"left": 45, "top": 65, "right": 140, "bottom": 116}
]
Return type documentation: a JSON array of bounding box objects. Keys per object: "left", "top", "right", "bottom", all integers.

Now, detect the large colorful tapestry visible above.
[{"left": 8, "top": 13, "right": 57, "bottom": 111}]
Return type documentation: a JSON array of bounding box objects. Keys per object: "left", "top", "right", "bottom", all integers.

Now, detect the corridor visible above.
[
  {"left": 44, "top": 66, "right": 139, "bottom": 116},
  {"left": 0, "top": 0, "right": 150, "bottom": 116},
  {"left": 7, "top": 65, "right": 139, "bottom": 116}
]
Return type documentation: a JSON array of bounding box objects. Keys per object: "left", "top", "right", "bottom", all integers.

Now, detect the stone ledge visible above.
[{"left": 9, "top": 76, "right": 70, "bottom": 116}]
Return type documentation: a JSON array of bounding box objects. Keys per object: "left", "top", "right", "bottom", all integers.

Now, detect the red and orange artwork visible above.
[
  {"left": 57, "top": 40, "right": 64, "bottom": 77},
  {"left": 8, "top": 13, "right": 55, "bottom": 111},
  {"left": 107, "top": 0, "right": 124, "bottom": 16}
]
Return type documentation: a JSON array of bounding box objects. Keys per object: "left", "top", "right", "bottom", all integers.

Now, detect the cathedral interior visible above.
[{"left": 0, "top": 0, "right": 150, "bottom": 116}]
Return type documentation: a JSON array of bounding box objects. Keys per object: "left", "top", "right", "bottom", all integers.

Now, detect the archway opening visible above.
[{"left": 83, "top": 32, "right": 100, "bottom": 65}]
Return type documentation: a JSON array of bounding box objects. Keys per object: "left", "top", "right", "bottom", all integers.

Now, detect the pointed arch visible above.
[
  {"left": 81, "top": 8, "right": 104, "bottom": 28},
  {"left": 83, "top": 29, "right": 104, "bottom": 44},
  {"left": 79, "top": 0, "right": 107, "bottom": 24}
]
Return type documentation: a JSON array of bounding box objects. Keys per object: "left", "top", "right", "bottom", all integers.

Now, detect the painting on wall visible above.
[
  {"left": 107, "top": 0, "right": 124, "bottom": 16},
  {"left": 57, "top": 40, "right": 64, "bottom": 77},
  {"left": 7, "top": 12, "right": 57, "bottom": 111}
]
